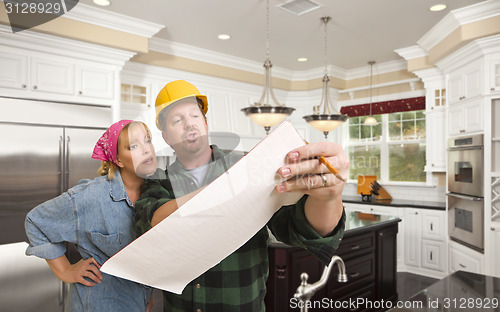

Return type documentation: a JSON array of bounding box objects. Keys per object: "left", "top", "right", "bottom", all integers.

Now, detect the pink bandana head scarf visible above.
[{"left": 92, "top": 120, "right": 133, "bottom": 165}]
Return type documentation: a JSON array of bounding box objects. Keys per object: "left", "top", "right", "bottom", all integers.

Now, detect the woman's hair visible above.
[
  {"left": 97, "top": 160, "right": 119, "bottom": 180},
  {"left": 97, "top": 121, "right": 152, "bottom": 180}
]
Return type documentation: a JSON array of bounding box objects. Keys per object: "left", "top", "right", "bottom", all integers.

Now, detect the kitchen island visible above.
[
  {"left": 388, "top": 270, "right": 500, "bottom": 311},
  {"left": 265, "top": 211, "right": 401, "bottom": 312}
]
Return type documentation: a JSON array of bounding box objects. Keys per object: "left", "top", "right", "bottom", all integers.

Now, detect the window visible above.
[
  {"left": 434, "top": 89, "right": 446, "bottom": 107},
  {"left": 347, "top": 110, "right": 426, "bottom": 183},
  {"left": 121, "top": 83, "right": 147, "bottom": 105}
]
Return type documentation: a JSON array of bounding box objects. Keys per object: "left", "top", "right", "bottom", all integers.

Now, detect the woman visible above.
[{"left": 25, "top": 120, "right": 157, "bottom": 312}]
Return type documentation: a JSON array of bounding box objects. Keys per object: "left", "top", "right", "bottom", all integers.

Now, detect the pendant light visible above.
[
  {"left": 363, "top": 61, "right": 378, "bottom": 125},
  {"left": 241, "top": 0, "right": 295, "bottom": 135},
  {"left": 303, "top": 17, "right": 348, "bottom": 139}
]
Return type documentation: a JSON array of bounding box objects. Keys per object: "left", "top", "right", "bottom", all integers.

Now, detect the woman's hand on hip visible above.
[{"left": 46, "top": 256, "right": 103, "bottom": 286}]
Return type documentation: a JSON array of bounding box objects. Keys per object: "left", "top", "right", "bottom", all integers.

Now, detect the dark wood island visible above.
[{"left": 265, "top": 211, "right": 401, "bottom": 312}]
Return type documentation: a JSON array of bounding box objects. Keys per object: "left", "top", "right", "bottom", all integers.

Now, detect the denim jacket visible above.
[{"left": 25, "top": 171, "right": 151, "bottom": 312}]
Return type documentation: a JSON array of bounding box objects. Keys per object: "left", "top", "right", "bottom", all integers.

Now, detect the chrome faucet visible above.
[{"left": 294, "top": 255, "right": 348, "bottom": 312}]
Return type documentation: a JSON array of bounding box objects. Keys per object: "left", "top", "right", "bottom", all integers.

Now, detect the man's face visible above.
[{"left": 161, "top": 100, "right": 209, "bottom": 155}]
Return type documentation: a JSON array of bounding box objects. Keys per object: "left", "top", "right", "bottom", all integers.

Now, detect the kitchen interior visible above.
[{"left": 1, "top": 0, "right": 500, "bottom": 311}]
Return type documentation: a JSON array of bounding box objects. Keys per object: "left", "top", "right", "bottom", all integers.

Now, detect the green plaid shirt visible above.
[{"left": 134, "top": 145, "right": 345, "bottom": 312}]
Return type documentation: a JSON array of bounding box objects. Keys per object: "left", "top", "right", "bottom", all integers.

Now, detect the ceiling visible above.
[{"left": 79, "top": 0, "right": 486, "bottom": 72}]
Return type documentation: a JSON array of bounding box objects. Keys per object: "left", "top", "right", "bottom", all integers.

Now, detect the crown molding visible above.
[
  {"left": 395, "top": 45, "right": 427, "bottom": 61},
  {"left": 65, "top": 3, "right": 164, "bottom": 38},
  {"left": 0, "top": 25, "right": 135, "bottom": 66},
  {"left": 436, "top": 34, "right": 500, "bottom": 72},
  {"left": 418, "top": 0, "right": 500, "bottom": 51},
  {"left": 149, "top": 37, "right": 298, "bottom": 80},
  {"left": 345, "top": 59, "right": 408, "bottom": 80},
  {"left": 339, "top": 90, "right": 426, "bottom": 106},
  {"left": 338, "top": 78, "right": 420, "bottom": 94},
  {"left": 122, "top": 61, "right": 265, "bottom": 95},
  {"left": 149, "top": 37, "right": 409, "bottom": 82},
  {"left": 412, "top": 68, "right": 445, "bottom": 87}
]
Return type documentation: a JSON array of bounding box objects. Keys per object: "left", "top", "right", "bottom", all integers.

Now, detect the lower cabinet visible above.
[
  {"left": 265, "top": 221, "right": 399, "bottom": 312},
  {"left": 448, "top": 240, "right": 484, "bottom": 274}
]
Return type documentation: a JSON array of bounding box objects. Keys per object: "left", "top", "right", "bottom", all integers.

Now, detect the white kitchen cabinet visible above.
[
  {"left": 0, "top": 52, "right": 28, "bottom": 90},
  {"left": 0, "top": 49, "right": 117, "bottom": 105},
  {"left": 448, "top": 61, "right": 482, "bottom": 104},
  {"left": 449, "top": 240, "right": 484, "bottom": 274},
  {"left": 491, "top": 225, "right": 500, "bottom": 278},
  {"left": 420, "top": 209, "right": 446, "bottom": 273},
  {"left": 448, "top": 98, "right": 483, "bottom": 136},
  {"left": 30, "top": 57, "right": 74, "bottom": 95},
  {"left": 404, "top": 208, "right": 421, "bottom": 267},
  {"left": 404, "top": 208, "right": 447, "bottom": 276},
  {"left": 425, "top": 109, "right": 446, "bottom": 172},
  {"left": 487, "top": 54, "right": 500, "bottom": 94},
  {"left": 75, "top": 65, "right": 115, "bottom": 100},
  {"left": 0, "top": 51, "right": 74, "bottom": 95},
  {"left": 421, "top": 240, "right": 445, "bottom": 272},
  {"left": 422, "top": 209, "right": 446, "bottom": 241}
]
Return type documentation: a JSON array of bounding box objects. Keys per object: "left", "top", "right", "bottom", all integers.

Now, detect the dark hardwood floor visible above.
[{"left": 396, "top": 272, "right": 439, "bottom": 301}]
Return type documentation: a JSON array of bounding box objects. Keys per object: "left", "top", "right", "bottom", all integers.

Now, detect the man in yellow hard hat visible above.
[{"left": 134, "top": 80, "right": 348, "bottom": 312}]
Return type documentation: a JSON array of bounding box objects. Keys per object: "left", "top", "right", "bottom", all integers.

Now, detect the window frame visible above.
[{"left": 344, "top": 111, "right": 427, "bottom": 185}]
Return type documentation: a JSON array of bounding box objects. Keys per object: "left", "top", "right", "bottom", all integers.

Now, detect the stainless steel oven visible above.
[
  {"left": 447, "top": 134, "right": 484, "bottom": 197},
  {"left": 447, "top": 193, "right": 484, "bottom": 251},
  {"left": 447, "top": 134, "right": 484, "bottom": 252}
]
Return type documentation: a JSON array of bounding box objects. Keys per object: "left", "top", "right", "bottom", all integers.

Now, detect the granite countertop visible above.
[
  {"left": 342, "top": 195, "right": 446, "bottom": 210},
  {"left": 268, "top": 211, "right": 401, "bottom": 247},
  {"left": 389, "top": 270, "right": 500, "bottom": 311}
]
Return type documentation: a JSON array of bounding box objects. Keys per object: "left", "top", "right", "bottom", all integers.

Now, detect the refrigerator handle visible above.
[
  {"left": 59, "top": 136, "right": 64, "bottom": 194},
  {"left": 65, "top": 136, "right": 70, "bottom": 191}
]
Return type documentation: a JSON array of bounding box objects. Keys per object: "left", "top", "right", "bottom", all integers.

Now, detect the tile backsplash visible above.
[{"left": 342, "top": 182, "right": 446, "bottom": 203}]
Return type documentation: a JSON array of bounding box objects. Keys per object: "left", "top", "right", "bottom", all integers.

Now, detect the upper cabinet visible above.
[
  {"left": 0, "top": 29, "right": 135, "bottom": 108},
  {"left": 487, "top": 53, "right": 500, "bottom": 95},
  {"left": 75, "top": 64, "right": 116, "bottom": 100},
  {"left": 0, "top": 49, "right": 117, "bottom": 105},
  {"left": 448, "top": 60, "right": 483, "bottom": 105},
  {"left": 448, "top": 98, "right": 483, "bottom": 136}
]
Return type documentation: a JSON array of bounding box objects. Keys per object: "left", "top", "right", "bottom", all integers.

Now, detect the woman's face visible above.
[{"left": 116, "top": 123, "right": 157, "bottom": 178}]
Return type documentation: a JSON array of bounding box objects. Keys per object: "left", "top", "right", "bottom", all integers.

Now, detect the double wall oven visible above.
[{"left": 447, "top": 134, "right": 484, "bottom": 252}]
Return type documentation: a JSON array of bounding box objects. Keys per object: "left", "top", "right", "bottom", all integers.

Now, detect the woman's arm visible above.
[{"left": 46, "top": 255, "right": 103, "bottom": 286}]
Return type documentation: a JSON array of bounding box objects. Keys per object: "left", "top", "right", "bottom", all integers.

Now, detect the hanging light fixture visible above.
[
  {"left": 363, "top": 61, "right": 378, "bottom": 125},
  {"left": 303, "top": 16, "right": 348, "bottom": 139},
  {"left": 241, "top": 0, "right": 295, "bottom": 135}
]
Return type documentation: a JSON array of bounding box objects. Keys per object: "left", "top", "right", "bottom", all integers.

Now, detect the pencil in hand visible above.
[{"left": 305, "top": 141, "right": 347, "bottom": 183}]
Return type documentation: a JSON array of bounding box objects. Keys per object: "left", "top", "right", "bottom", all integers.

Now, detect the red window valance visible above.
[{"left": 340, "top": 96, "right": 425, "bottom": 117}]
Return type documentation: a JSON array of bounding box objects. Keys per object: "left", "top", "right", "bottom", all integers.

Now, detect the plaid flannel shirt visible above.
[{"left": 134, "top": 145, "right": 345, "bottom": 312}]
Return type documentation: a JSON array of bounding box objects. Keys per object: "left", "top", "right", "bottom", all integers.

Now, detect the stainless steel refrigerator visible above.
[{"left": 0, "top": 98, "right": 110, "bottom": 312}]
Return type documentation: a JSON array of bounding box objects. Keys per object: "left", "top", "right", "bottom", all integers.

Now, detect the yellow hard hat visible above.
[{"left": 155, "top": 80, "right": 208, "bottom": 130}]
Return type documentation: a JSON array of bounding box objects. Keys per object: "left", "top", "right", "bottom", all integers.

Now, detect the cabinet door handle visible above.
[
  {"left": 430, "top": 251, "right": 433, "bottom": 261},
  {"left": 22, "top": 84, "right": 27, "bottom": 88},
  {"left": 350, "top": 245, "right": 360, "bottom": 250},
  {"left": 460, "top": 129, "right": 466, "bottom": 133},
  {"left": 459, "top": 263, "right": 466, "bottom": 268},
  {"left": 430, "top": 223, "right": 433, "bottom": 231},
  {"left": 78, "top": 90, "right": 83, "bottom": 95},
  {"left": 492, "top": 87, "right": 496, "bottom": 91},
  {"left": 33, "top": 85, "right": 38, "bottom": 90},
  {"left": 276, "top": 266, "right": 287, "bottom": 279},
  {"left": 350, "top": 272, "right": 360, "bottom": 278}
]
